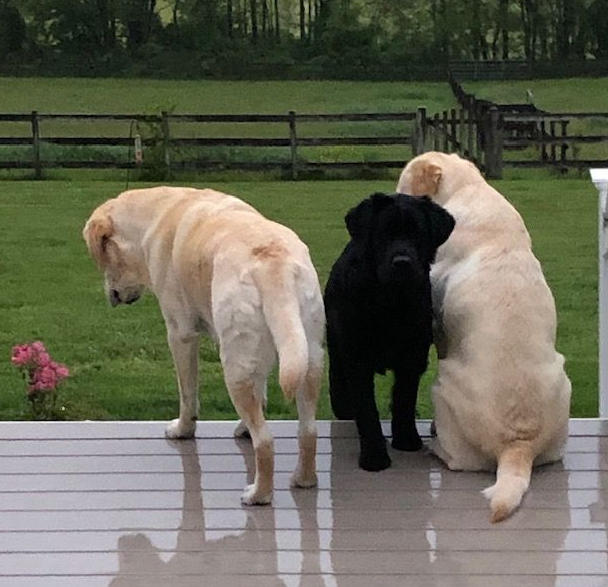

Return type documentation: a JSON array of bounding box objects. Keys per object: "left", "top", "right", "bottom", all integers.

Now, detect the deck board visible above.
[{"left": 0, "top": 419, "right": 607, "bottom": 585}]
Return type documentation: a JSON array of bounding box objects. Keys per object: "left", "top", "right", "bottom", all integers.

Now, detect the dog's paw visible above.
[
  {"left": 241, "top": 484, "right": 272, "bottom": 506},
  {"left": 165, "top": 418, "right": 196, "bottom": 439},
  {"left": 391, "top": 432, "right": 423, "bottom": 452},
  {"left": 233, "top": 420, "right": 251, "bottom": 439},
  {"left": 359, "top": 441, "right": 391, "bottom": 471},
  {"left": 290, "top": 469, "right": 318, "bottom": 489}
]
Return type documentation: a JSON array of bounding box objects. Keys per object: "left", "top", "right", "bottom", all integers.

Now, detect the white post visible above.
[{"left": 590, "top": 169, "right": 608, "bottom": 418}]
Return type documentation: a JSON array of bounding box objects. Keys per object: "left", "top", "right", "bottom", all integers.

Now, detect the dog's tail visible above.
[
  {"left": 482, "top": 441, "right": 533, "bottom": 523},
  {"left": 258, "top": 264, "right": 309, "bottom": 402}
]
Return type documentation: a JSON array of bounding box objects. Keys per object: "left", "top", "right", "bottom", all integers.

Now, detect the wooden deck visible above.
[{"left": 0, "top": 419, "right": 607, "bottom": 586}]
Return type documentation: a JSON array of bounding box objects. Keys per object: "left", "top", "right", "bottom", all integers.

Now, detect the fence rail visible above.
[
  {"left": 441, "top": 74, "right": 608, "bottom": 176},
  {"left": 0, "top": 110, "right": 420, "bottom": 179},
  {"left": 2, "top": 105, "right": 608, "bottom": 180}
]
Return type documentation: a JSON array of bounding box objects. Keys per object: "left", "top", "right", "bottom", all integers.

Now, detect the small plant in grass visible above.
[{"left": 11, "top": 341, "right": 70, "bottom": 420}]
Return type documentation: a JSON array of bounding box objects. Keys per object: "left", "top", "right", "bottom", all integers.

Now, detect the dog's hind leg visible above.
[
  {"left": 326, "top": 310, "right": 353, "bottom": 420},
  {"left": 226, "top": 373, "right": 275, "bottom": 505},
  {"left": 220, "top": 323, "right": 276, "bottom": 505},
  {"left": 291, "top": 342, "right": 323, "bottom": 489},
  {"left": 391, "top": 368, "right": 423, "bottom": 451},
  {"left": 234, "top": 380, "right": 267, "bottom": 439},
  {"left": 165, "top": 330, "right": 200, "bottom": 439},
  {"left": 228, "top": 378, "right": 274, "bottom": 505}
]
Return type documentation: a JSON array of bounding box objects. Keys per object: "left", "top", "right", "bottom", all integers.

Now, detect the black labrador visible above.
[{"left": 324, "top": 193, "right": 455, "bottom": 471}]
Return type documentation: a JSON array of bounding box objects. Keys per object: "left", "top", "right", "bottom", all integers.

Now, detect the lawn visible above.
[
  {"left": 0, "top": 78, "right": 456, "bottom": 178},
  {"left": 0, "top": 174, "right": 598, "bottom": 421},
  {"left": 0, "top": 76, "right": 600, "bottom": 421}
]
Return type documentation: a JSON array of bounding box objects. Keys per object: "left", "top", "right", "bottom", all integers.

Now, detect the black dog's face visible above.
[{"left": 345, "top": 193, "right": 455, "bottom": 287}]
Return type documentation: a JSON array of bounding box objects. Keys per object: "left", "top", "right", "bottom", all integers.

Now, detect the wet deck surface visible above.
[{"left": 0, "top": 419, "right": 607, "bottom": 586}]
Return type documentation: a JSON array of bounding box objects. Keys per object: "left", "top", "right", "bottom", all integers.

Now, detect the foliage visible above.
[{"left": 2, "top": 1, "right": 607, "bottom": 79}]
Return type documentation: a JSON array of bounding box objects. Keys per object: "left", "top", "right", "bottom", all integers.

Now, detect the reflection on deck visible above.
[{"left": 0, "top": 420, "right": 606, "bottom": 586}]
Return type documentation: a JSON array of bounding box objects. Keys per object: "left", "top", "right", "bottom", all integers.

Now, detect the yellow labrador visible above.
[
  {"left": 83, "top": 187, "right": 324, "bottom": 505},
  {"left": 397, "top": 152, "right": 571, "bottom": 522}
]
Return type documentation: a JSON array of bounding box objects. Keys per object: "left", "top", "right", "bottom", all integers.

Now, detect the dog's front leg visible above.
[
  {"left": 165, "top": 330, "right": 200, "bottom": 439},
  {"left": 352, "top": 365, "right": 391, "bottom": 472}
]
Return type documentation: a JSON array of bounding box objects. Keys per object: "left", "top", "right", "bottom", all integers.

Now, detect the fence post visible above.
[
  {"left": 442, "top": 111, "right": 449, "bottom": 152},
  {"left": 413, "top": 107, "right": 427, "bottom": 156},
  {"left": 467, "top": 99, "right": 474, "bottom": 160},
  {"left": 433, "top": 113, "right": 440, "bottom": 151},
  {"left": 31, "top": 110, "right": 41, "bottom": 180},
  {"left": 458, "top": 107, "right": 465, "bottom": 157},
  {"left": 475, "top": 101, "right": 483, "bottom": 163},
  {"left": 449, "top": 108, "right": 457, "bottom": 153},
  {"left": 540, "top": 119, "right": 547, "bottom": 161},
  {"left": 590, "top": 168, "right": 608, "bottom": 418},
  {"left": 288, "top": 110, "right": 298, "bottom": 180},
  {"left": 560, "top": 120, "right": 568, "bottom": 163},
  {"left": 484, "top": 106, "right": 503, "bottom": 179},
  {"left": 550, "top": 120, "right": 557, "bottom": 163},
  {"left": 161, "top": 111, "right": 171, "bottom": 177}
]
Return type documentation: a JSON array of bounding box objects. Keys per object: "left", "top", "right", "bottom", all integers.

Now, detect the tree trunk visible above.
[
  {"left": 274, "top": 0, "right": 280, "bottom": 40},
  {"left": 519, "top": 0, "right": 532, "bottom": 61},
  {"left": 250, "top": 0, "right": 258, "bottom": 42},
  {"left": 261, "top": 0, "right": 267, "bottom": 36},
  {"left": 300, "top": 0, "right": 306, "bottom": 41},
  {"left": 471, "top": 0, "right": 481, "bottom": 60},
  {"left": 499, "top": 0, "right": 509, "bottom": 59},
  {"left": 227, "top": 0, "right": 233, "bottom": 38},
  {"left": 308, "top": 0, "right": 313, "bottom": 41}
]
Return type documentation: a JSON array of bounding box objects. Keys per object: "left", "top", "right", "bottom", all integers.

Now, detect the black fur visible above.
[{"left": 324, "top": 193, "right": 455, "bottom": 471}]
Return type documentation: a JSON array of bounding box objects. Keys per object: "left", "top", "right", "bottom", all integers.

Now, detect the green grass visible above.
[
  {"left": 0, "top": 174, "right": 598, "bottom": 421},
  {"left": 0, "top": 78, "right": 453, "bottom": 114},
  {"left": 466, "top": 77, "right": 608, "bottom": 113},
  {"left": 0, "top": 78, "right": 455, "bottom": 180}
]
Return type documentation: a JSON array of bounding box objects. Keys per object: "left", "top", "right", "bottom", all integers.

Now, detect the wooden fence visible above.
[
  {"left": 0, "top": 111, "right": 420, "bottom": 179},
  {"left": 3, "top": 106, "right": 608, "bottom": 180},
  {"left": 438, "top": 74, "right": 608, "bottom": 177}
]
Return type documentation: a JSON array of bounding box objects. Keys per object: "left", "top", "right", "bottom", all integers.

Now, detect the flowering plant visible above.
[{"left": 11, "top": 341, "right": 70, "bottom": 419}]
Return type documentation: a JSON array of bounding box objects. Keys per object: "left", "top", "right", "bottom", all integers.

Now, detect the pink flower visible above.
[
  {"left": 54, "top": 364, "right": 69, "bottom": 379},
  {"left": 36, "top": 352, "right": 50, "bottom": 367},
  {"left": 31, "top": 341, "right": 46, "bottom": 353},
  {"left": 11, "top": 344, "right": 33, "bottom": 366},
  {"left": 12, "top": 341, "right": 70, "bottom": 396}
]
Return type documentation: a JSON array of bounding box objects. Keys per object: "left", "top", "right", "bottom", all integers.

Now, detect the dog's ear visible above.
[
  {"left": 420, "top": 197, "right": 455, "bottom": 249},
  {"left": 411, "top": 161, "right": 442, "bottom": 196},
  {"left": 345, "top": 193, "right": 394, "bottom": 240},
  {"left": 83, "top": 213, "right": 114, "bottom": 267}
]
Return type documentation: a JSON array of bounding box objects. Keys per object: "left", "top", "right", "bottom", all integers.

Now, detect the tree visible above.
[
  {"left": 0, "top": 0, "right": 26, "bottom": 58},
  {"left": 589, "top": 0, "right": 608, "bottom": 57}
]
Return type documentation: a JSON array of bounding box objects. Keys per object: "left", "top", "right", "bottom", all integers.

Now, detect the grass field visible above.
[
  {"left": 0, "top": 76, "right": 601, "bottom": 421},
  {"left": 0, "top": 175, "right": 598, "bottom": 421},
  {"left": 0, "top": 78, "right": 455, "bottom": 179}
]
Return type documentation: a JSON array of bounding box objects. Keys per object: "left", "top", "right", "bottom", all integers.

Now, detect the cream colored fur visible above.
[
  {"left": 83, "top": 186, "right": 325, "bottom": 505},
  {"left": 397, "top": 152, "right": 571, "bottom": 522}
]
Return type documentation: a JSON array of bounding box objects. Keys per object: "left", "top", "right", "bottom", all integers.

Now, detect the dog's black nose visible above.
[
  {"left": 392, "top": 254, "right": 412, "bottom": 266},
  {"left": 110, "top": 289, "right": 121, "bottom": 307},
  {"left": 125, "top": 293, "right": 141, "bottom": 305}
]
